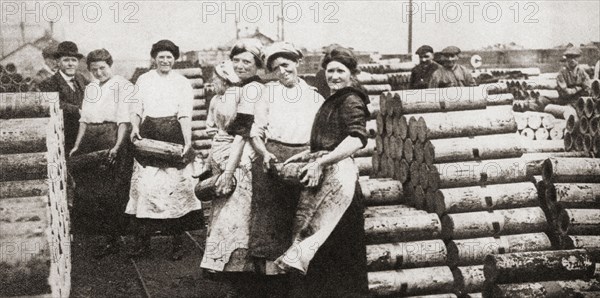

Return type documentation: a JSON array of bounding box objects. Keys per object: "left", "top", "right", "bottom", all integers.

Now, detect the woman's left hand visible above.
[
  {"left": 300, "top": 161, "right": 323, "bottom": 188},
  {"left": 107, "top": 146, "right": 120, "bottom": 164}
]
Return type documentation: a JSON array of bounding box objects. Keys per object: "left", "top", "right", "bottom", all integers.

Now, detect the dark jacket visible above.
[
  {"left": 410, "top": 61, "right": 441, "bottom": 89},
  {"left": 310, "top": 86, "right": 370, "bottom": 152},
  {"left": 39, "top": 71, "right": 88, "bottom": 151}
]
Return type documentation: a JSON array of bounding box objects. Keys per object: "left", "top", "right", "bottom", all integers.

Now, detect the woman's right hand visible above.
[
  {"left": 215, "top": 172, "right": 234, "bottom": 196},
  {"left": 69, "top": 146, "right": 79, "bottom": 157},
  {"left": 130, "top": 127, "right": 142, "bottom": 142}
]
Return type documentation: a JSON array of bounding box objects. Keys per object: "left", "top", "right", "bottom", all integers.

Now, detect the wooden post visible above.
[
  {"left": 366, "top": 239, "right": 447, "bottom": 271},
  {"left": 429, "top": 134, "right": 523, "bottom": 163},
  {"left": 390, "top": 87, "right": 488, "bottom": 114},
  {"left": 452, "top": 265, "right": 485, "bottom": 296},
  {"left": 0, "top": 92, "right": 56, "bottom": 119},
  {"left": 434, "top": 157, "right": 536, "bottom": 189},
  {"left": 486, "top": 279, "right": 600, "bottom": 298},
  {"left": 359, "top": 178, "right": 404, "bottom": 206},
  {"left": 364, "top": 213, "right": 442, "bottom": 244},
  {"left": 0, "top": 179, "right": 48, "bottom": 199},
  {"left": 0, "top": 152, "right": 48, "bottom": 182},
  {"left": 441, "top": 207, "right": 548, "bottom": 240},
  {"left": 132, "top": 139, "right": 184, "bottom": 162},
  {"left": 559, "top": 209, "right": 600, "bottom": 235},
  {"left": 433, "top": 182, "right": 538, "bottom": 215},
  {"left": 483, "top": 249, "right": 595, "bottom": 284},
  {"left": 447, "top": 233, "right": 552, "bottom": 266},
  {"left": 545, "top": 183, "right": 600, "bottom": 214},
  {"left": 542, "top": 157, "right": 600, "bottom": 183},
  {"left": 0, "top": 118, "right": 49, "bottom": 154},
  {"left": 368, "top": 266, "right": 454, "bottom": 296}
]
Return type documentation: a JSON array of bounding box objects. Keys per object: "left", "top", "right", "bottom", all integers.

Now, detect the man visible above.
[
  {"left": 39, "top": 41, "right": 89, "bottom": 152},
  {"left": 429, "top": 46, "right": 477, "bottom": 88},
  {"left": 556, "top": 47, "right": 590, "bottom": 105},
  {"left": 409, "top": 45, "right": 440, "bottom": 89}
]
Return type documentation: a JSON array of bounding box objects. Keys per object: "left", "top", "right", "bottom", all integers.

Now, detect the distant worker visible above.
[
  {"left": 409, "top": 45, "right": 440, "bottom": 89},
  {"left": 556, "top": 47, "right": 590, "bottom": 104},
  {"left": 429, "top": 46, "right": 476, "bottom": 88}
]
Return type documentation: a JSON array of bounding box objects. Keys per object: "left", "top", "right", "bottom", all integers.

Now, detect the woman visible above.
[
  {"left": 248, "top": 41, "right": 324, "bottom": 294},
  {"left": 201, "top": 60, "right": 256, "bottom": 272},
  {"left": 69, "top": 48, "right": 134, "bottom": 258},
  {"left": 278, "top": 46, "right": 370, "bottom": 297},
  {"left": 201, "top": 39, "right": 269, "bottom": 296},
  {"left": 126, "top": 40, "right": 202, "bottom": 261}
]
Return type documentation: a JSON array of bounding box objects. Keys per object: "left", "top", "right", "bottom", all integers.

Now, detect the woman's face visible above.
[
  {"left": 325, "top": 61, "right": 352, "bottom": 92},
  {"left": 154, "top": 51, "right": 174, "bottom": 74},
  {"left": 232, "top": 51, "right": 258, "bottom": 80},
  {"left": 270, "top": 56, "right": 298, "bottom": 87},
  {"left": 89, "top": 61, "right": 113, "bottom": 83}
]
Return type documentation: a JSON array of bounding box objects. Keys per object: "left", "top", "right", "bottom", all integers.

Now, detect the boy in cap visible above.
[
  {"left": 556, "top": 47, "right": 590, "bottom": 104},
  {"left": 429, "top": 46, "right": 476, "bottom": 88},
  {"left": 410, "top": 45, "right": 440, "bottom": 89},
  {"left": 39, "top": 41, "right": 89, "bottom": 152}
]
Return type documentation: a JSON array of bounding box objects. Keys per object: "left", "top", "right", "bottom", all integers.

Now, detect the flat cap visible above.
[
  {"left": 440, "top": 46, "right": 461, "bottom": 55},
  {"left": 563, "top": 47, "right": 582, "bottom": 57},
  {"left": 416, "top": 45, "right": 434, "bottom": 55},
  {"left": 263, "top": 41, "right": 303, "bottom": 71}
]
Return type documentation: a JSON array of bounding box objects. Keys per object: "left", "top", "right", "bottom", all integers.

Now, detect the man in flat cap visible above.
[
  {"left": 556, "top": 47, "right": 590, "bottom": 104},
  {"left": 409, "top": 45, "right": 440, "bottom": 89},
  {"left": 39, "top": 41, "right": 89, "bottom": 152},
  {"left": 429, "top": 46, "right": 476, "bottom": 88}
]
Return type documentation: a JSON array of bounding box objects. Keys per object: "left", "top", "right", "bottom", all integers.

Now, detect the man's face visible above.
[
  {"left": 443, "top": 54, "right": 458, "bottom": 69},
  {"left": 419, "top": 52, "right": 434, "bottom": 64},
  {"left": 57, "top": 56, "right": 79, "bottom": 76},
  {"left": 566, "top": 55, "right": 579, "bottom": 69}
]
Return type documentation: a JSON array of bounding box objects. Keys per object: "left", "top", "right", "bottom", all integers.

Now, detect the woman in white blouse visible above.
[
  {"left": 126, "top": 40, "right": 202, "bottom": 261},
  {"left": 246, "top": 42, "right": 324, "bottom": 294},
  {"left": 69, "top": 49, "right": 135, "bottom": 258}
]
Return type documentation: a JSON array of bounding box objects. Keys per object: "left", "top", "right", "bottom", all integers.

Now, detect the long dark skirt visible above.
[
  {"left": 248, "top": 141, "right": 308, "bottom": 261},
  {"left": 71, "top": 123, "right": 133, "bottom": 235},
  {"left": 289, "top": 182, "right": 369, "bottom": 298}
]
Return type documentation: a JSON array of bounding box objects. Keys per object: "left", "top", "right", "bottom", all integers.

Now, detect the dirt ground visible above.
[{"left": 70, "top": 230, "right": 232, "bottom": 298}]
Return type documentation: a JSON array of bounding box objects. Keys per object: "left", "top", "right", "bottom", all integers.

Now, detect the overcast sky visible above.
[{"left": 3, "top": 1, "right": 599, "bottom": 60}]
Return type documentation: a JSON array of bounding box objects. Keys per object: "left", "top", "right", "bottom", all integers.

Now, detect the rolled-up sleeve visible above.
[
  {"left": 177, "top": 78, "right": 194, "bottom": 119},
  {"left": 117, "top": 79, "right": 135, "bottom": 124},
  {"left": 250, "top": 88, "right": 269, "bottom": 139},
  {"left": 130, "top": 77, "right": 145, "bottom": 119},
  {"left": 340, "top": 95, "right": 369, "bottom": 148}
]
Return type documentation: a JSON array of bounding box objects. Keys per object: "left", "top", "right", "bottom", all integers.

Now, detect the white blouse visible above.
[
  {"left": 131, "top": 69, "right": 193, "bottom": 119},
  {"left": 80, "top": 75, "right": 135, "bottom": 124},
  {"left": 251, "top": 78, "right": 324, "bottom": 144}
]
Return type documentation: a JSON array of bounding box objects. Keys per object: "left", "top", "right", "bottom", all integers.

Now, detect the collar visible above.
[
  {"left": 241, "top": 75, "right": 263, "bottom": 86},
  {"left": 59, "top": 70, "right": 75, "bottom": 82}
]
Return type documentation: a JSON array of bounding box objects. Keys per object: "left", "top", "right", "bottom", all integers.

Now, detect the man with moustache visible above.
[
  {"left": 556, "top": 47, "right": 591, "bottom": 105},
  {"left": 39, "top": 41, "right": 89, "bottom": 152},
  {"left": 428, "top": 46, "right": 476, "bottom": 88},
  {"left": 409, "top": 45, "right": 440, "bottom": 89}
]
